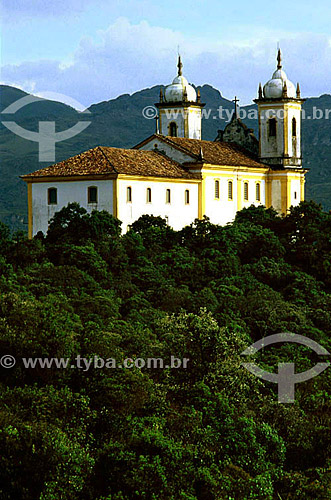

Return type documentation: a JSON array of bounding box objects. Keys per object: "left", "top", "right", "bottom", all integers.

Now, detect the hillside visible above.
[{"left": 0, "top": 84, "right": 330, "bottom": 230}]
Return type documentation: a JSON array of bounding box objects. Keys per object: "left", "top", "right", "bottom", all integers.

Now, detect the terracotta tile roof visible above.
[
  {"left": 140, "top": 134, "right": 267, "bottom": 169},
  {"left": 21, "top": 146, "right": 200, "bottom": 180}
]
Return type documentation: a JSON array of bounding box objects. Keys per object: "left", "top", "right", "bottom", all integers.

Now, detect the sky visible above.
[{"left": 1, "top": 0, "right": 330, "bottom": 108}]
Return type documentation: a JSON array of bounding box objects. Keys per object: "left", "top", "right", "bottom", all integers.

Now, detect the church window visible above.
[
  {"left": 256, "top": 183, "right": 261, "bottom": 201},
  {"left": 185, "top": 189, "right": 190, "bottom": 204},
  {"left": 228, "top": 181, "right": 233, "bottom": 200},
  {"left": 292, "top": 117, "right": 297, "bottom": 137},
  {"left": 166, "top": 189, "right": 171, "bottom": 204},
  {"left": 88, "top": 186, "right": 98, "bottom": 203},
  {"left": 294, "top": 191, "right": 297, "bottom": 200},
  {"left": 215, "top": 180, "right": 220, "bottom": 199},
  {"left": 169, "top": 122, "right": 178, "bottom": 137},
  {"left": 268, "top": 118, "right": 277, "bottom": 137},
  {"left": 127, "top": 186, "right": 132, "bottom": 203},
  {"left": 244, "top": 182, "right": 249, "bottom": 201},
  {"left": 146, "top": 187, "right": 152, "bottom": 203},
  {"left": 48, "top": 187, "right": 57, "bottom": 205}
]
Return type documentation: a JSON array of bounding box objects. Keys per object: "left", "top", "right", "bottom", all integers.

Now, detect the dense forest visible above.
[{"left": 0, "top": 201, "right": 330, "bottom": 500}]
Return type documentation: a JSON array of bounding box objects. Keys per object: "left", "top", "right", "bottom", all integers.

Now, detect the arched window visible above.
[
  {"left": 166, "top": 189, "right": 171, "bottom": 204},
  {"left": 292, "top": 117, "right": 297, "bottom": 137},
  {"left": 244, "top": 182, "right": 249, "bottom": 201},
  {"left": 48, "top": 187, "right": 57, "bottom": 205},
  {"left": 127, "top": 186, "right": 132, "bottom": 203},
  {"left": 215, "top": 180, "right": 220, "bottom": 199},
  {"left": 268, "top": 118, "right": 277, "bottom": 137},
  {"left": 169, "top": 122, "right": 177, "bottom": 137},
  {"left": 88, "top": 186, "right": 98, "bottom": 203},
  {"left": 185, "top": 189, "right": 190, "bottom": 204},
  {"left": 228, "top": 181, "right": 233, "bottom": 200},
  {"left": 146, "top": 187, "right": 152, "bottom": 203},
  {"left": 256, "top": 183, "right": 261, "bottom": 201}
]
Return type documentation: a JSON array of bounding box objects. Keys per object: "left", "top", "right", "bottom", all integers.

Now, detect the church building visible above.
[{"left": 22, "top": 50, "right": 308, "bottom": 237}]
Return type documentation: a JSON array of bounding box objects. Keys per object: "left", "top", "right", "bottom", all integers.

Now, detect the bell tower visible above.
[
  {"left": 254, "top": 49, "right": 305, "bottom": 168},
  {"left": 155, "top": 56, "right": 205, "bottom": 139}
]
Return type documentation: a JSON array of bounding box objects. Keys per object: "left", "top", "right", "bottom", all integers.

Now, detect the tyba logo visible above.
[
  {"left": 241, "top": 332, "right": 330, "bottom": 403},
  {"left": 1, "top": 93, "right": 91, "bottom": 162}
]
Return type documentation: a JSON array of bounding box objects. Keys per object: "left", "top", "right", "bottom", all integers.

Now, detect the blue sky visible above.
[{"left": 1, "top": 0, "right": 330, "bottom": 107}]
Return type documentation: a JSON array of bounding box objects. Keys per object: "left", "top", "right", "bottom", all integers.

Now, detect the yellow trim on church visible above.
[
  {"left": 113, "top": 178, "right": 118, "bottom": 218},
  {"left": 300, "top": 177, "right": 305, "bottom": 201},
  {"left": 27, "top": 182, "right": 33, "bottom": 239},
  {"left": 237, "top": 177, "right": 243, "bottom": 211},
  {"left": 117, "top": 174, "right": 200, "bottom": 184}
]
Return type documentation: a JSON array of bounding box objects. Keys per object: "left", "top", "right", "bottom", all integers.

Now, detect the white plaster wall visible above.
[
  {"left": 32, "top": 180, "right": 113, "bottom": 236},
  {"left": 204, "top": 175, "right": 237, "bottom": 226},
  {"left": 159, "top": 106, "right": 201, "bottom": 139},
  {"left": 187, "top": 109, "right": 202, "bottom": 139},
  {"left": 260, "top": 105, "right": 285, "bottom": 159},
  {"left": 240, "top": 177, "right": 266, "bottom": 209},
  {"left": 271, "top": 179, "right": 282, "bottom": 213},
  {"left": 259, "top": 104, "right": 302, "bottom": 162},
  {"left": 118, "top": 179, "right": 199, "bottom": 232},
  {"left": 160, "top": 108, "right": 185, "bottom": 137},
  {"left": 287, "top": 107, "right": 301, "bottom": 158},
  {"left": 204, "top": 174, "right": 266, "bottom": 226}
]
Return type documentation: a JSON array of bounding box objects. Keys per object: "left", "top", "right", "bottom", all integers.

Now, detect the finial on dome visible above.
[
  {"left": 160, "top": 88, "right": 163, "bottom": 103},
  {"left": 262, "top": 48, "right": 297, "bottom": 99},
  {"left": 183, "top": 87, "right": 188, "bottom": 102},
  {"left": 197, "top": 89, "right": 201, "bottom": 103},
  {"left": 296, "top": 82, "right": 301, "bottom": 98},
  {"left": 155, "top": 115, "right": 159, "bottom": 134},
  {"left": 283, "top": 80, "right": 288, "bottom": 97},
  {"left": 277, "top": 48, "right": 282, "bottom": 70},
  {"left": 198, "top": 146, "right": 204, "bottom": 161},
  {"left": 177, "top": 55, "right": 183, "bottom": 76},
  {"left": 258, "top": 83, "right": 263, "bottom": 99}
]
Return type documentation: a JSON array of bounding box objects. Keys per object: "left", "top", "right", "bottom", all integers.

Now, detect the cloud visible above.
[{"left": 1, "top": 18, "right": 330, "bottom": 108}]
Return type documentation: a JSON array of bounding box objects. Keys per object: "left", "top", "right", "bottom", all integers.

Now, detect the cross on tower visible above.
[{"left": 232, "top": 96, "right": 240, "bottom": 118}]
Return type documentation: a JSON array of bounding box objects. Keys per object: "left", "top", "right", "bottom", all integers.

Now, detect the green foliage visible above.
[{"left": 0, "top": 201, "right": 330, "bottom": 499}]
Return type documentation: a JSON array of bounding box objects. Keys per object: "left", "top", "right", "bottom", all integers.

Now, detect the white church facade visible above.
[{"left": 22, "top": 51, "right": 308, "bottom": 237}]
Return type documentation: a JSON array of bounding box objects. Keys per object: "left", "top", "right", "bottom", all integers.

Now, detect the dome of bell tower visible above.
[
  {"left": 263, "top": 49, "right": 296, "bottom": 99},
  {"left": 164, "top": 56, "right": 197, "bottom": 103}
]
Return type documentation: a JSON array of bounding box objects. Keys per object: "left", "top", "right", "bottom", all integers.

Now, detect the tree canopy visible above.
[{"left": 0, "top": 201, "right": 330, "bottom": 499}]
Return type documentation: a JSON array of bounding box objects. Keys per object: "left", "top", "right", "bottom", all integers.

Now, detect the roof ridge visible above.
[
  {"left": 151, "top": 148, "right": 194, "bottom": 173},
  {"left": 156, "top": 135, "right": 200, "bottom": 159},
  {"left": 138, "top": 135, "right": 266, "bottom": 167},
  {"left": 150, "top": 147, "right": 181, "bottom": 165},
  {"left": 97, "top": 146, "right": 118, "bottom": 174}
]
